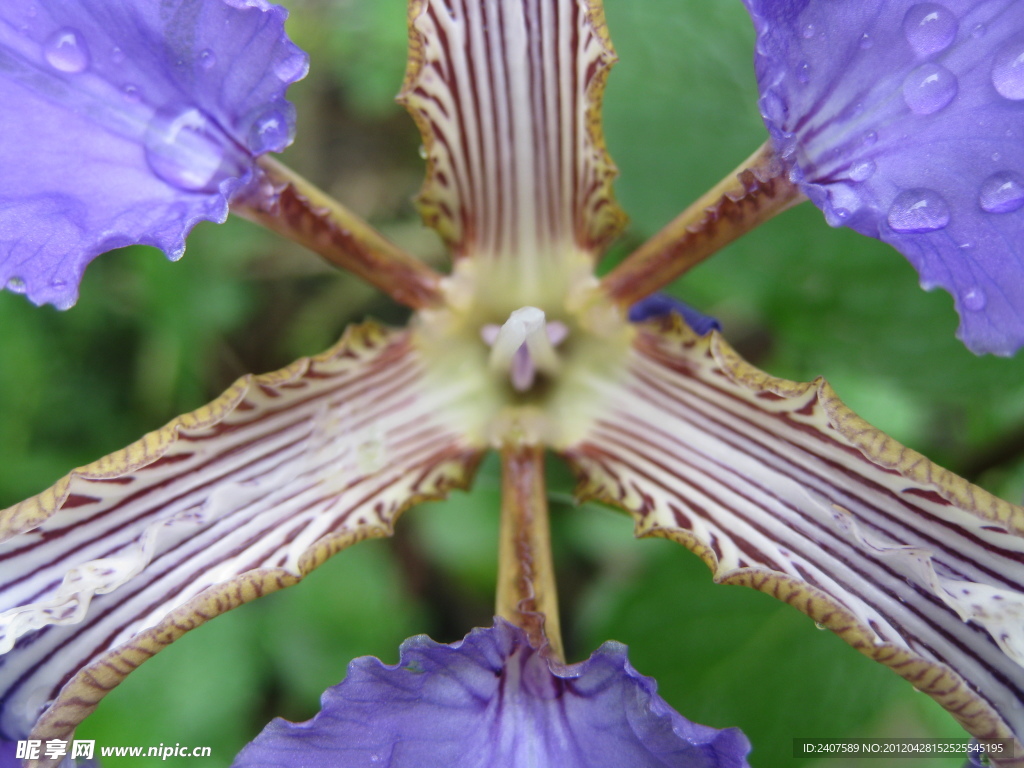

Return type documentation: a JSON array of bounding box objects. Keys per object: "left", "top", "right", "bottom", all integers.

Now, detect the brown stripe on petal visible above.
[
  {"left": 561, "top": 316, "right": 1024, "bottom": 765},
  {"left": 0, "top": 322, "right": 483, "bottom": 753},
  {"left": 401, "top": 0, "right": 626, "bottom": 264}
]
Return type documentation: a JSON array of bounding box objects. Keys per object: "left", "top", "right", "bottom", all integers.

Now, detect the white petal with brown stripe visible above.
[
  {"left": 562, "top": 316, "right": 1024, "bottom": 763},
  {"left": 401, "top": 0, "right": 625, "bottom": 286},
  {"left": 0, "top": 322, "right": 483, "bottom": 754}
]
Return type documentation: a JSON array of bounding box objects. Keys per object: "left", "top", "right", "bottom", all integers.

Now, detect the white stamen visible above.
[{"left": 483, "top": 307, "right": 567, "bottom": 391}]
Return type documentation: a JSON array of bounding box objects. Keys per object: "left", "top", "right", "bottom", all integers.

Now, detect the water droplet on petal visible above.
[
  {"left": 110, "top": 46, "right": 124, "bottom": 64},
  {"left": 962, "top": 287, "right": 987, "bottom": 311},
  {"left": 992, "top": 39, "right": 1024, "bottom": 100},
  {"left": 43, "top": 27, "right": 89, "bottom": 73},
  {"left": 198, "top": 49, "right": 216, "bottom": 69},
  {"left": 5, "top": 276, "right": 26, "bottom": 293},
  {"left": 979, "top": 171, "right": 1024, "bottom": 213},
  {"left": 144, "top": 106, "right": 235, "bottom": 192},
  {"left": 796, "top": 60, "right": 810, "bottom": 83},
  {"left": 849, "top": 160, "right": 876, "bottom": 182},
  {"left": 121, "top": 83, "right": 141, "bottom": 103},
  {"left": 246, "top": 108, "right": 290, "bottom": 154},
  {"left": 50, "top": 278, "right": 67, "bottom": 289},
  {"left": 814, "top": 622, "right": 827, "bottom": 630},
  {"left": 972, "top": 23, "right": 986, "bottom": 38},
  {"left": 859, "top": 32, "right": 873, "bottom": 49},
  {"left": 418, "top": 144, "right": 428, "bottom": 159},
  {"left": 903, "top": 63, "right": 958, "bottom": 114},
  {"left": 888, "top": 188, "right": 950, "bottom": 233},
  {"left": 902, "top": 3, "right": 958, "bottom": 56},
  {"left": 992, "top": 151, "right": 1003, "bottom": 162},
  {"left": 273, "top": 51, "right": 307, "bottom": 82},
  {"left": 801, "top": 23, "right": 815, "bottom": 40},
  {"left": 862, "top": 130, "right": 878, "bottom": 147}
]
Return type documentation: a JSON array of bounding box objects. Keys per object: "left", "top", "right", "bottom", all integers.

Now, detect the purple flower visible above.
[
  {"left": 0, "top": 0, "right": 307, "bottom": 309},
  {"left": 743, "top": 0, "right": 1024, "bottom": 355},
  {"left": 233, "top": 620, "right": 750, "bottom": 768}
]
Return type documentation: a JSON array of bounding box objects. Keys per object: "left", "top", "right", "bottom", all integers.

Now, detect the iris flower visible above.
[{"left": 1, "top": 0, "right": 1024, "bottom": 765}]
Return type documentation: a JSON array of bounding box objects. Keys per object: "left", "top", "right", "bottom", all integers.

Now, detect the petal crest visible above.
[
  {"left": 562, "top": 316, "right": 1024, "bottom": 763},
  {"left": 0, "top": 0, "right": 308, "bottom": 309},
  {"left": 0, "top": 323, "right": 483, "bottom": 758},
  {"left": 232, "top": 619, "right": 751, "bottom": 768},
  {"left": 744, "top": 0, "right": 1024, "bottom": 354}
]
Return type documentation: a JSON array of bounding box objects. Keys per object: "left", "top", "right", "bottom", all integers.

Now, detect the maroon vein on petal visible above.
[
  {"left": 561, "top": 317, "right": 1024, "bottom": 765},
  {"left": 0, "top": 323, "right": 483, "bottom": 761}
]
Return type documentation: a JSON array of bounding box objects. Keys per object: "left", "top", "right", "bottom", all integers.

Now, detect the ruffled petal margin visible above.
[
  {"left": 562, "top": 316, "right": 1024, "bottom": 766},
  {"left": 0, "top": 0, "right": 308, "bottom": 308},
  {"left": 232, "top": 619, "right": 751, "bottom": 768},
  {"left": 0, "top": 323, "right": 483, "bottom": 764},
  {"left": 744, "top": 0, "right": 1024, "bottom": 354}
]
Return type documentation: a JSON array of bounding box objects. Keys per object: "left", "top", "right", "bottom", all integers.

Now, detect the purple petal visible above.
[
  {"left": 0, "top": 0, "right": 308, "bottom": 309},
  {"left": 628, "top": 294, "right": 722, "bottom": 335},
  {"left": 744, "top": 0, "right": 1024, "bottom": 354},
  {"left": 232, "top": 620, "right": 751, "bottom": 768}
]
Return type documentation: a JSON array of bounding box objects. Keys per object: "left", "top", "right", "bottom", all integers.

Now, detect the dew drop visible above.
[
  {"left": 50, "top": 278, "right": 67, "bottom": 290},
  {"left": 801, "top": 23, "right": 815, "bottom": 39},
  {"left": 859, "top": 32, "right": 873, "bottom": 49},
  {"left": 888, "top": 188, "right": 950, "bottom": 233},
  {"left": 832, "top": 207, "right": 851, "bottom": 222},
  {"left": 862, "top": 130, "right": 878, "bottom": 147},
  {"left": 5, "top": 276, "right": 26, "bottom": 294},
  {"left": 962, "top": 287, "right": 987, "bottom": 311},
  {"left": 121, "top": 83, "right": 141, "bottom": 103},
  {"left": 849, "top": 160, "right": 876, "bottom": 182},
  {"left": 991, "top": 39, "right": 1024, "bottom": 100},
  {"left": 144, "top": 106, "right": 234, "bottom": 192},
  {"left": 418, "top": 144, "right": 428, "bottom": 159},
  {"left": 198, "top": 49, "right": 216, "bottom": 69},
  {"left": 902, "top": 63, "right": 958, "bottom": 115},
  {"left": 43, "top": 27, "right": 90, "bottom": 73},
  {"left": 902, "top": 3, "right": 958, "bottom": 56},
  {"left": 110, "top": 45, "right": 124, "bottom": 64},
  {"left": 992, "top": 151, "right": 1003, "bottom": 162},
  {"left": 979, "top": 170, "right": 1024, "bottom": 213},
  {"left": 972, "top": 23, "right": 986, "bottom": 39},
  {"left": 273, "top": 51, "right": 307, "bottom": 82},
  {"left": 796, "top": 60, "right": 810, "bottom": 83},
  {"left": 246, "top": 108, "right": 289, "bottom": 154},
  {"left": 814, "top": 622, "right": 827, "bottom": 630}
]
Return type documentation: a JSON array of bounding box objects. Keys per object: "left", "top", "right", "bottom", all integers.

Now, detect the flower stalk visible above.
[
  {"left": 496, "top": 443, "right": 564, "bottom": 661},
  {"left": 601, "top": 141, "right": 806, "bottom": 307},
  {"left": 234, "top": 156, "right": 446, "bottom": 309}
]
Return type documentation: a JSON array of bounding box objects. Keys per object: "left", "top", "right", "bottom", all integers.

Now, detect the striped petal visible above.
[
  {"left": 561, "top": 317, "right": 1024, "bottom": 762},
  {"left": 400, "top": 0, "right": 626, "bottom": 273},
  {"left": 0, "top": 323, "right": 483, "bottom": 755}
]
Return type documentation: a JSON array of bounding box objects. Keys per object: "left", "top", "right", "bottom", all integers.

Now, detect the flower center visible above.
[{"left": 482, "top": 307, "right": 569, "bottom": 392}]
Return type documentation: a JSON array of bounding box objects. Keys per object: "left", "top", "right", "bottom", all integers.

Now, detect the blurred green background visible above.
[{"left": 3, "top": 0, "right": 1022, "bottom": 765}]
